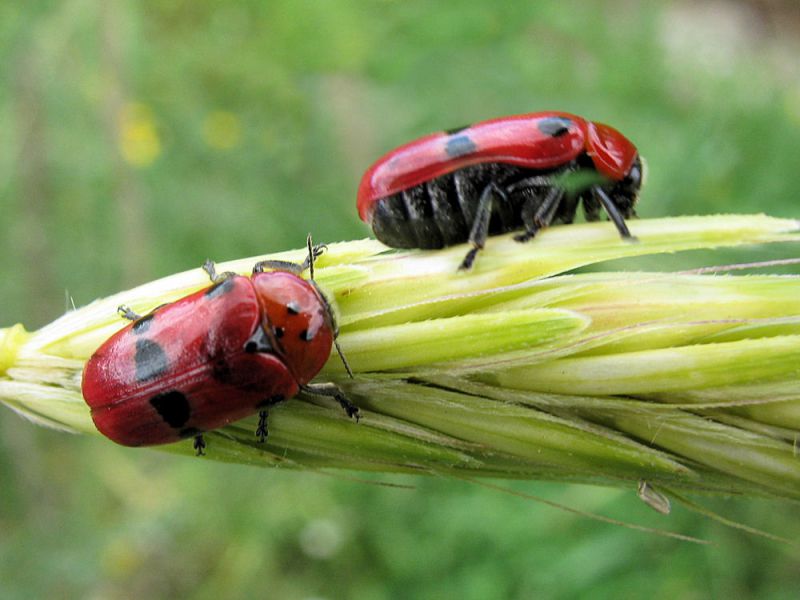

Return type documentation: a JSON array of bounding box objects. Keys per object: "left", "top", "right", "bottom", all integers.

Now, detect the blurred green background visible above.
[{"left": 2, "top": 1, "right": 800, "bottom": 598}]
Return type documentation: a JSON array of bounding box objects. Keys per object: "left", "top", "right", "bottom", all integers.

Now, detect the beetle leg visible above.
[
  {"left": 252, "top": 259, "right": 303, "bottom": 275},
  {"left": 539, "top": 187, "right": 565, "bottom": 226},
  {"left": 505, "top": 175, "right": 554, "bottom": 193},
  {"left": 252, "top": 235, "right": 327, "bottom": 276},
  {"left": 201, "top": 259, "right": 237, "bottom": 283},
  {"left": 256, "top": 410, "right": 269, "bottom": 443},
  {"left": 193, "top": 434, "right": 206, "bottom": 456},
  {"left": 514, "top": 186, "right": 565, "bottom": 243},
  {"left": 301, "top": 382, "right": 360, "bottom": 421},
  {"left": 201, "top": 259, "right": 218, "bottom": 280},
  {"left": 117, "top": 305, "right": 141, "bottom": 321},
  {"left": 592, "top": 186, "right": 636, "bottom": 240},
  {"left": 460, "top": 182, "right": 505, "bottom": 270},
  {"left": 514, "top": 197, "right": 539, "bottom": 243}
]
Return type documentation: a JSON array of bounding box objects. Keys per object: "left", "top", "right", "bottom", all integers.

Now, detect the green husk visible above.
[{"left": 2, "top": 214, "right": 800, "bottom": 505}]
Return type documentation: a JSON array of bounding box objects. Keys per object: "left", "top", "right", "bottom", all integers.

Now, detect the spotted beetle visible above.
[
  {"left": 357, "top": 111, "right": 644, "bottom": 269},
  {"left": 81, "top": 237, "right": 358, "bottom": 455}
]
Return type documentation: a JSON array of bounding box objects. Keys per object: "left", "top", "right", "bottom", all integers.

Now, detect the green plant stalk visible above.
[{"left": 1, "top": 215, "right": 800, "bottom": 501}]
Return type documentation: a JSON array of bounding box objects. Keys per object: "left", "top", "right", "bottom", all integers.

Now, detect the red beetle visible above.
[
  {"left": 81, "top": 238, "right": 358, "bottom": 455},
  {"left": 357, "top": 111, "right": 644, "bottom": 268}
]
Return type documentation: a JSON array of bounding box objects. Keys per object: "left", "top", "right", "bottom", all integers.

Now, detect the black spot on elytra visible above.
[
  {"left": 538, "top": 116, "right": 573, "bottom": 138},
  {"left": 444, "top": 124, "right": 470, "bottom": 135},
  {"left": 134, "top": 339, "right": 169, "bottom": 382},
  {"left": 286, "top": 301, "right": 301, "bottom": 315},
  {"left": 131, "top": 313, "right": 156, "bottom": 334},
  {"left": 179, "top": 426, "right": 202, "bottom": 439},
  {"left": 150, "top": 390, "right": 191, "bottom": 428},
  {"left": 205, "top": 277, "right": 235, "bottom": 299},
  {"left": 257, "top": 394, "right": 285, "bottom": 408},
  {"left": 243, "top": 327, "right": 272, "bottom": 354},
  {"left": 299, "top": 328, "right": 314, "bottom": 342},
  {"left": 274, "top": 326, "right": 285, "bottom": 339},
  {"left": 445, "top": 134, "right": 477, "bottom": 158}
]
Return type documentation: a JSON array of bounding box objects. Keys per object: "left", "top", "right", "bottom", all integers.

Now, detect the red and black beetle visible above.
[
  {"left": 81, "top": 238, "right": 358, "bottom": 455},
  {"left": 357, "top": 111, "right": 644, "bottom": 268}
]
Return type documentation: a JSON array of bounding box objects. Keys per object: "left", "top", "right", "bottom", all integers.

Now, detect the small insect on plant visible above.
[
  {"left": 81, "top": 236, "right": 359, "bottom": 455},
  {"left": 357, "top": 111, "right": 645, "bottom": 269}
]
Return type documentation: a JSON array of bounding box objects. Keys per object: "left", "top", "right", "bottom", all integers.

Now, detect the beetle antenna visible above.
[
  {"left": 305, "top": 234, "right": 352, "bottom": 378},
  {"left": 334, "top": 338, "right": 354, "bottom": 379},
  {"left": 306, "top": 233, "right": 315, "bottom": 280}
]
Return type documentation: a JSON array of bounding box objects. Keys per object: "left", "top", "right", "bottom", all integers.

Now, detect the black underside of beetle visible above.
[{"left": 369, "top": 157, "right": 641, "bottom": 250}]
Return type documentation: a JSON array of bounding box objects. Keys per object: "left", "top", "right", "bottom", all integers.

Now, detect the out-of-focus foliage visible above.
[{"left": 1, "top": 1, "right": 800, "bottom": 598}]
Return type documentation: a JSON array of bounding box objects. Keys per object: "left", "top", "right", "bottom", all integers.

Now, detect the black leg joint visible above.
[
  {"left": 256, "top": 410, "right": 269, "bottom": 443},
  {"left": 194, "top": 434, "right": 206, "bottom": 456}
]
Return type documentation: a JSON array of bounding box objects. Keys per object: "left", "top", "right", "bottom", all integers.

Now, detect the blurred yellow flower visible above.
[
  {"left": 202, "top": 110, "right": 242, "bottom": 150},
  {"left": 118, "top": 102, "right": 162, "bottom": 167}
]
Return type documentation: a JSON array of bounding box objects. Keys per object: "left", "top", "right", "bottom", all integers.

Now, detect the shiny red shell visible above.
[
  {"left": 357, "top": 111, "right": 639, "bottom": 221},
  {"left": 81, "top": 271, "right": 334, "bottom": 447}
]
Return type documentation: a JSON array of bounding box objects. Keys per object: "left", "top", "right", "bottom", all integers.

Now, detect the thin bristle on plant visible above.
[{"left": 1, "top": 215, "right": 800, "bottom": 504}]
